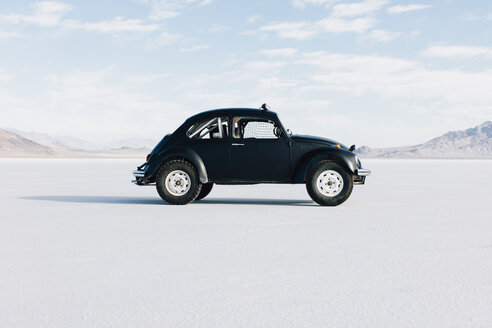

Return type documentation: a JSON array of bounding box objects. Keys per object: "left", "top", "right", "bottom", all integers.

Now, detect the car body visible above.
[{"left": 133, "top": 106, "right": 370, "bottom": 206}]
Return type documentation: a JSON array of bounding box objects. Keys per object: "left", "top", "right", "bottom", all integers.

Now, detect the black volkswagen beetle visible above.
[{"left": 133, "top": 105, "right": 370, "bottom": 206}]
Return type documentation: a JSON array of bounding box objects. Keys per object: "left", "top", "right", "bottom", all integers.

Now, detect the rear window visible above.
[{"left": 187, "top": 117, "right": 229, "bottom": 140}]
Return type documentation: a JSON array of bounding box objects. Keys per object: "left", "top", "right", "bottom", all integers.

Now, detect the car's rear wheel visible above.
[
  {"left": 156, "top": 160, "right": 201, "bottom": 205},
  {"left": 195, "top": 183, "right": 213, "bottom": 201},
  {"left": 306, "top": 161, "right": 353, "bottom": 206}
]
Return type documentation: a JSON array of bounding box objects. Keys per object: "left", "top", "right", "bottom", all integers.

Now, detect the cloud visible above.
[
  {"left": 0, "top": 2, "right": 161, "bottom": 34},
  {"left": 291, "top": 0, "right": 339, "bottom": 9},
  {"left": 180, "top": 44, "right": 211, "bottom": 52},
  {"left": 0, "top": 68, "right": 10, "bottom": 82},
  {"left": 145, "top": 31, "right": 181, "bottom": 49},
  {"left": 145, "top": 0, "right": 214, "bottom": 20},
  {"left": 387, "top": 4, "right": 432, "bottom": 14},
  {"left": 8, "top": 68, "right": 188, "bottom": 142},
  {"left": 331, "top": 0, "right": 387, "bottom": 18},
  {"left": 241, "top": 50, "right": 492, "bottom": 125},
  {"left": 64, "top": 17, "right": 160, "bottom": 33},
  {"left": 422, "top": 45, "right": 492, "bottom": 58},
  {"left": 246, "top": 15, "right": 261, "bottom": 24},
  {"left": 259, "top": 0, "right": 386, "bottom": 40},
  {"left": 318, "top": 16, "right": 376, "bottom": 33},
  {"left": 0, "top": 1, "right": 73, "bottom": 26},
  {"left": 364, "top": 29, "right": 400, "bottom": 42},
  {"left": 260, "top": 22, "right": 318, "bottom": 40},
  {"left": 259, "top": 16, "right": 376, "bottom": 40},
  {"left": 303, "top": 53, "right": 492, "bottom": 115},
  {"left": 0, "top": 31, "right": 21, "bottom": 40},
  {"left": 209, "top": 24, "right": 231, "bottom": 32},
  {"left": 261, "top": 48, "right": 299, "bottom": 57}
]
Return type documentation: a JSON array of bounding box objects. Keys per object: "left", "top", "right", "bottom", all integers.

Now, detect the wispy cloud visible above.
[
  {"left": 260, "top": 22, "right": 318, "bottom": 40},
  {"left": 0, "top": 1, "right": 161, "bottom": 34},
  {"left": 258, "top": 0, "right": 387, "bottom": 40},
  {"left": 0, "top": 31, "right": 21, "bottom": 40},
  {"left": 387, "top": 4, "right": 432, "bottom": 15},
  {"left": 318, "top": 16, "right": 376, "bottom": 33},
  {"left": 246, "top": 15, "right": 261, "bottom": 24},
  {"left": 364, "top": 29, "right": 400, "bottom": 42},
  {"left": 209, "top": 24, "right": 231, "bottom": 32},
  {"left": 291, "top": 0, "right": 339, "bottom": 9},
  {"left": 261, "top": 48, "right": 299, "bottom": 57},
  {"left": 144, "top": 0, "right": 214, "bottom": 20},
  {"left": 0, "top": 1, "right": 73, "bottom": 26},
  {"left": 248, "top": 49, "right": 492, "bottom": 119},
  {"left": 0, "top": 68, "right": 9, "bottom": 82},
  {"left": 422, "top": 45, "right": 492, "bottom": 58},
  {"left": 331, "top": 0, "right": 387, "bottom": 18},
  {"left": 180, "top": 44, "right": 211, "bottom": 52},
  {"left": 259, "top": 16, "right": 377, "bottom": 40},
  {"left": 64, "top": 17, "right": 160, "bottom": 33}
]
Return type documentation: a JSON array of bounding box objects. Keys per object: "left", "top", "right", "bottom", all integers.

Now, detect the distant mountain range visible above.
[
  {"left": 2, "top": 122, "right": 491, "bottom": 158},
  {"left": 0, "top": 129, "right": 54, "bottom": 157},
  {"left": 0, "top": 128, "right": 153, "bottom": 158},
  {"left": 356, "top": 121, "right": 492, "bottom": 159},
  {"left": 7, "top": 128, "right": 155, "bottom": 151}
]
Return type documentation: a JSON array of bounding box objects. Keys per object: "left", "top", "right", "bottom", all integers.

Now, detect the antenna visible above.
[{"left": 260, "top": 103, "right": 270, "bottom": 111}]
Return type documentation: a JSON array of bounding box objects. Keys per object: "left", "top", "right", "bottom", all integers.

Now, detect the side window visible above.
[
  {"left": 187, "top": 117, "right": 229, "bottom": 140},
  {"left": 233, "top": 117, "right": 280, "bottom": 139}
]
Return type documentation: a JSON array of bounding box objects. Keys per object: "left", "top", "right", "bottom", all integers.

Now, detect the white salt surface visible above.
[{"left": 1, "top": 158, "right": 491, "bottom": 327}]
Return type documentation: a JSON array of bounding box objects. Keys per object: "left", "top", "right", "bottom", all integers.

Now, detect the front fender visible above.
[
  {"left": 293, "top": 148, "right": 357, "bottom": 183},
  {"left": 146, "top": 147, "right": 209, "bottom": 183}
]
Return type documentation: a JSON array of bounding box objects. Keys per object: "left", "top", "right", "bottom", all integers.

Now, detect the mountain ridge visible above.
[
  {"left": 0, "top": 128, "right": 150, "bottom": 158},
  {"left": 0, "top": 129, "right": 55, "bottom": 156},
  {"left": 356, "top": 121, "right": 492, "bottom": 159}
]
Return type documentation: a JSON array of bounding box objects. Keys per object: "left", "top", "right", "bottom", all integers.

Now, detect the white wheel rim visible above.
[
  {"left": 316, "top": 170, "right": 344, "bottom": 197},
  {"left": 165, "top": 170, "right": 191, "bottom": 196}
]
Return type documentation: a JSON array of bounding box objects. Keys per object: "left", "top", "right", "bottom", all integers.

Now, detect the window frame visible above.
[
  {"left": 186, "top": 116, "right": 230, "bottom": 141},
  {"left": 232, "top": 116, "right": 285, "bottom": 140}
]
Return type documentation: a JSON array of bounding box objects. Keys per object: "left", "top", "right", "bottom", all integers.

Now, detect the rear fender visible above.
[{"left": 146, "top": 147, "right": 208, "bottom": 183}]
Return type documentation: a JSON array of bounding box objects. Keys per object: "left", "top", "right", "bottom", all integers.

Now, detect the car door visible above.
[
  {"left": 186, "top": 116, "right": 230, "bottom": 181},
  {"left": 230, "top": 116, "right": 290, "bottom": 182}
]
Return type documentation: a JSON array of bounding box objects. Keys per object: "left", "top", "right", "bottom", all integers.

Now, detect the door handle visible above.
[{"left": 231, "top": 143, "right": 244, "bottom": 146}]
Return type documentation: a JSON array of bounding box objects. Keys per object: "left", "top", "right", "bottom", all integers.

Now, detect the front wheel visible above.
[
  {"left": 306, "top": 161, "right": 353, "bottom": 206},
  {"left": 156, "top": 160, "right": 201, "bottom": 205}
]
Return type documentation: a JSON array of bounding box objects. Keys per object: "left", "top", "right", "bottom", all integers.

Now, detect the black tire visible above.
[
  {"left": 195, "top": 183, "right": 213, "bottom": 201},
  {"left": 156, "top": 160, "right": 201, "bottom": 205},
  {"left": 306, "top": 161, "right": 353, "bottom": 206}
]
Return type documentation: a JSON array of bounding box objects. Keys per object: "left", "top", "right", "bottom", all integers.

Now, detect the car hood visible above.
[{"left": 290, "top": 135, "right": 348, "bottom": 149}]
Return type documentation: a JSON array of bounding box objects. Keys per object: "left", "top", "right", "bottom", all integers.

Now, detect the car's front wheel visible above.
[
  {"left": 306, "top": 161, "right": 353, "bottom": 206},
  {"left": 156, "top": 160, "right": 201, "bottom": 205}
]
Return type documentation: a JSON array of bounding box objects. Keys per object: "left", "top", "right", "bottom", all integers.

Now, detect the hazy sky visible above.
[{"left": 1, "top": 0, "right": 491, "bottom": 147}]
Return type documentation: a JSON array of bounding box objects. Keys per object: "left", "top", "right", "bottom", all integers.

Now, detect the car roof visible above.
[{"left": 186, "top": 108, "right": 279, "bottom": 122}]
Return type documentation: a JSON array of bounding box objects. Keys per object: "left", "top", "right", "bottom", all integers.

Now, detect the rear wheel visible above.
[
  {"left": 156, "top": 160, "right": 201, "bottom": 205},
  {"left": 195, "top": 183, "right": 213, "bottom": 201},
  {"left": 306, "top": 161, "right": 353, "bottom": 206}
]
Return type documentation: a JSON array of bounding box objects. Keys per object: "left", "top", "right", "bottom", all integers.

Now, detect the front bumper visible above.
[
  {"left": 357, "top": 168, "right": 371, "bottom": 176},
  {"left": 354, "top": 168, "right": 371, "bottom": 185}
]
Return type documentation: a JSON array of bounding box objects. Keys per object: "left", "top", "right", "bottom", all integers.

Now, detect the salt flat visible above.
[{"left": 1, "top": 158, "right": 491, "bottom": 328}]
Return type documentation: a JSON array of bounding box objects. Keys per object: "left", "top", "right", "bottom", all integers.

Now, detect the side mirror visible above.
[{"left": 273, "top": 126, "right": 283, "bottom": 138}]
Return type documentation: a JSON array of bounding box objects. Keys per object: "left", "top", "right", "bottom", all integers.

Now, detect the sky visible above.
[{"left": 0, "top": 0, "right": 491, "bottom": 147}]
